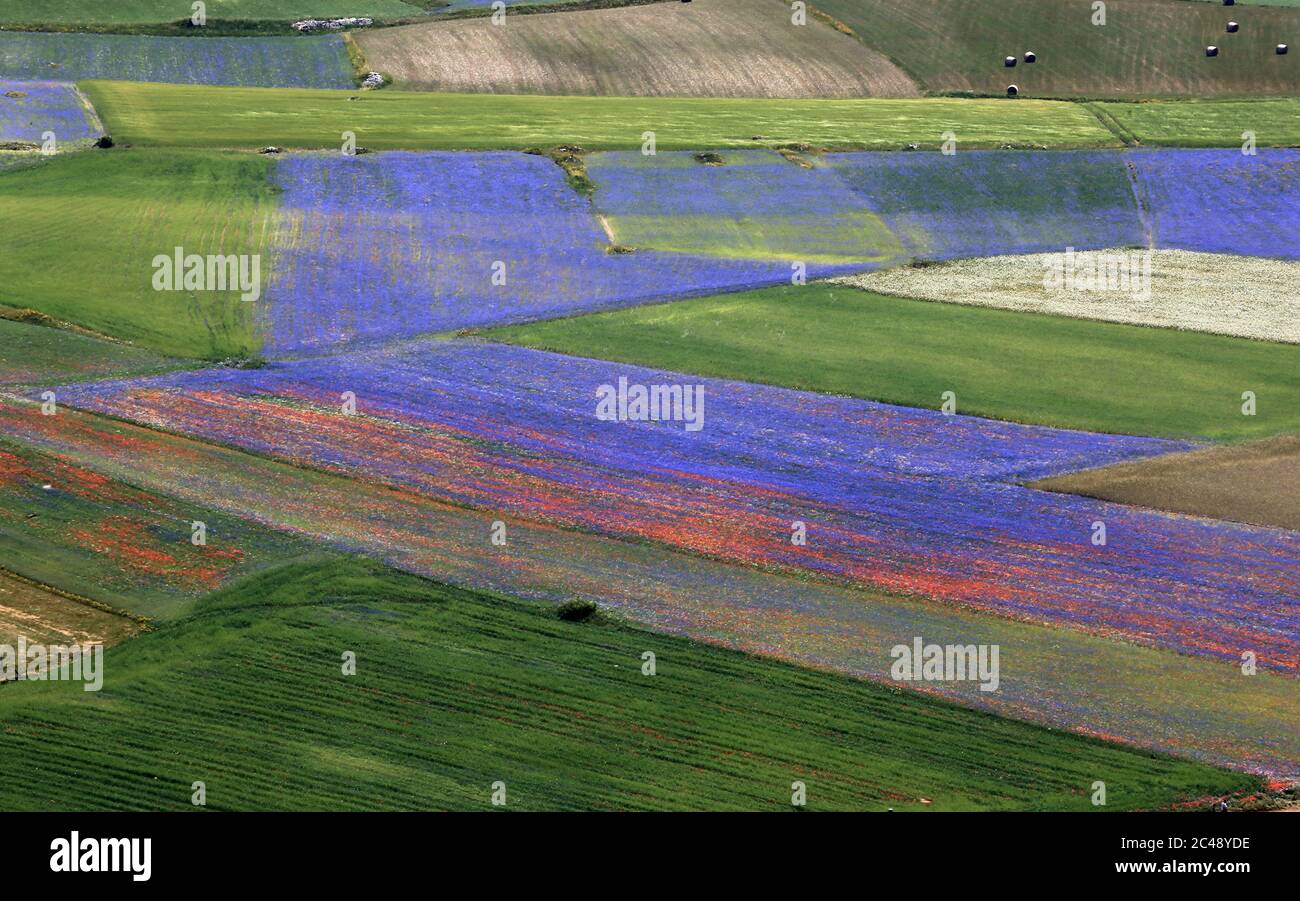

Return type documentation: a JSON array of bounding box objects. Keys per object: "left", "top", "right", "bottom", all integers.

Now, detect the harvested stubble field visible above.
[
  {"left": 840, "top": 250, "right": 1300, "bottom": 344},
  {"left": 813, "top": 0, "right": 1300, "bottom": 97},
  {"left": 1, "top": 404, "right": 1295, "bottom": 779},
  {"left": 355, "top": 0, "right": 920, "bottom": 98},
  {"left": 0, "top": 557, "right": 1261, "bottom": 811},
  {"left": 489, "top": 283, "right": 1300, "bottom": 442},
  {"left": 79, "top": 81, "right": 1119, "bottom": 150},
  {"left": 1037, "top": 434, "right": 1300, "bottom": 532},
  {"left": 0, "top": 569, "right": 142, "bottom": 649}
]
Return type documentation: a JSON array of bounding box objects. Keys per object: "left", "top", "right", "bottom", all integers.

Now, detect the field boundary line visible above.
[
  {"left": 0, "top": 564, "right": 152, "bottom": 629},
  {"left": 1082, "top": 101, "right": 1141, "bottom": 147}
]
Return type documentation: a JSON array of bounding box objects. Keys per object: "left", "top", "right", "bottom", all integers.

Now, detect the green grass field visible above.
[
  {"left": 1094, "top": 97, "right": 1300, "bottom": 146},
  {"left": 813, "top": 0, "right": 1300, "bottom": 98},
  {"left": 0, "top": 556, "right": 1257, "bottom": 811},
  {"left": 0, "top": 317, "right": 184, "bottom": 386},
  {"left": 80, "top": 80, "right": 1119, "bottom": 150},
  {"left": 78, "top": 81, "right": 1300, "bottom": 150},
  {"left": 0, "top": 149, "right": 274, "bottom": 359},
  {"left": 486, "top": 284, "right": 1300, "bottom": 442}
]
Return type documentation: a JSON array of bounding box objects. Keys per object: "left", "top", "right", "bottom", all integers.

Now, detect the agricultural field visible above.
[
  {"left": 0, "top": 0, "right": 1296, "bottom": 833},
  {"left": 0, "top": 318, "right": 183, "bottom": 386},
  {"left": 488, "top": 284, "right": 1300, "bottom": 441},
  {"left": 1129, "top": 148, "right": 1300, "bottom": 257},
  {"left": 355, "top": 0, "right": 920, "bottom": 97},
  {"left": 7, "top": 145, "right": 1294, "bottom": 359},
  {"left": 0, "top": 435, "right": 315, "bottom": 620},
  {"left": 1094, "top": 96, "right": 1300, "bottom": 145},
  {"left": 261, "top": 151, "right": 829, "bottom": 352},
  {"left": 0, "top": 80, "right": 100, "bottom": 147},
  {"left": 0, "top": 401, "right": 1295, "bottom": 780},
  {"left": 811, "top": 0, "right": 1300, "bottom": 97},
  {"left": 842, "top": 250, "right": 1300, "bottom": 343},
  {"left": 0, "top": 150, "right": 274, "bottom": 359},
  {"left": 0, "top": 569, "right": 142, "bottom": 649},
  {"left": 0, "top": 31, "right": 354, "bottom": 88},
  {"left": 584, "top": 150, "right": 905, "bottom": 263},
  {"left": 1037, "top": 434, "right": 1300, "bottom": 532},
  {"left": 79, "top": 80, "right": 1119, "bottom": 150},
  {"left": 48, "top": 341, "right": 1300, "bottom": 675},
  {"left": 0, "top": 557, "right": 1261, "bottom": 811}
]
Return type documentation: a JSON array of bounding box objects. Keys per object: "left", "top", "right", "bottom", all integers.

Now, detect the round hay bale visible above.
[
  {"left": 1006, "top": 84, "right": 1020, "bottom": 97},
  {"left": 1227, "top": 22, "right": 1239, "bottom": 34},
  {"left": 1278, "top": 44, "right": 1290, "bottom": 55},
  {"left": 1004, "top": 56, "right": 1017, "bottom": 67},
  {"left": 1024, "top": 51, "right": 1037, "bottom": 63},
  {"left": 1205, "top": 45, "right": 1219, "bottom": 57}
]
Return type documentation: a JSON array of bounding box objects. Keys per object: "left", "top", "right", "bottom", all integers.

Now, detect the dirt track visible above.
[{"left": 355, "top": 0, "right": 920, "bottom": 98}]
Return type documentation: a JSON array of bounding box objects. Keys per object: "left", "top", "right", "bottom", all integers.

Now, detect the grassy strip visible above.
[
  {"left": 0, "top": 556, "right": 1258, "bottom": 810},
  {"left": 1095, "top": 98, "right": 1300, "bottom": 147},
  {"left": 484, "top": 283, "right": 1300, "bottom": 441},
  {"left": 0, "top": 318, "right": 186, "bottom": 387},
  {"left": 0, "top": 149, "right": 274, "bottom": 360},
  {"left": 80, "top": 80, "right": 1117, "bottom": 150}
]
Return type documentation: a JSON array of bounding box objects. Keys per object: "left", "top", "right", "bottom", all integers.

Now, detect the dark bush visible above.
[{"left": 556, "top": 600, "right": 598, "bottom": 622}]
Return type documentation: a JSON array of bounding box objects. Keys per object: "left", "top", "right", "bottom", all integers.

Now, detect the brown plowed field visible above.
[
  {"left": 354, "top": 0, "right": 921, "bottom": 98},
  {"left": 1035, "top": 434, "right": 1300, "bottom": 532}
]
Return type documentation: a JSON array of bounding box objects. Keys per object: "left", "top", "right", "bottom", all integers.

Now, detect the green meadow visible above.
[
  {"left": 80, "top": 80, "right": 1120, "bottom": 150},
  {"left": 1093, "top": 97, "right": 1300, "bottom": 146},
  {"left": 76, "top": 81, "right": 1300, "bottom": 151},
  {"left": 0, "top": 556, "right": 1257, "bottom": 811},
  {"left": 0, "top": 317, "right": 184, "bottom": 386},
  {"left": 486, "top": 283, "right": 1300, "bottom": 442},
  {"left": 0, "top": 149, "right": 274, "bottom": 359}
]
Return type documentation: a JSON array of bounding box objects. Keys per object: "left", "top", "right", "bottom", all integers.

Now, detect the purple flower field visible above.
[
  {"left": 585, "top": 149, "right": 905, "bottom": 264},
  {"left": 0, "top": 80, "right": 98, "bottom": 144},
  {"left": 262, "top": 152, "right": 859, "bottom": 353},
  {"left": 825, "top": 150, "right": 1150, "bottom": 261},
  {"left": 1130, "top": 149, "right": 1300, "bottom": 260},
  {"left": 56, "top": 340, "right": 1300, "bottom": 673},
  {"left": 0, "top": 31, "right": 354, "bottom": 89},
  {"left": 256, "top": 148, "right": 1300, "bottom": 355}
]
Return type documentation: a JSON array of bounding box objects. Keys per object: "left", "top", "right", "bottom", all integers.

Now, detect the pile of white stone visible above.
[
  {"left": 291, "top": 17, "right": 374, "bottom": 32},
  {"left": 361, "top": 72, "right": 385, "bottom": 89}
]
